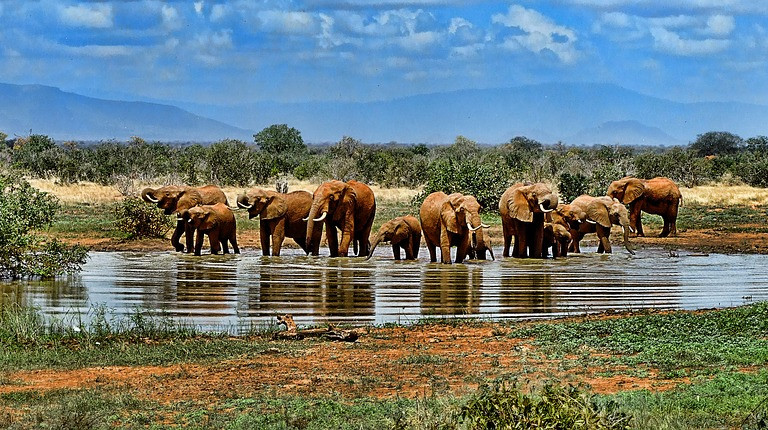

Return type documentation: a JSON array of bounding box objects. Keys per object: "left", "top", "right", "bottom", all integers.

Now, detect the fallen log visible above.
[{"left": 274, "top": 314, "right": 359, "bottom": 342}]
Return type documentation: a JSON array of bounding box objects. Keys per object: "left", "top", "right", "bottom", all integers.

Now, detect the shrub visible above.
[
  {"left": 460, "top": 381, "right": 632, "bottom": 429},
  {"left": 0, "top": 172, "right": 88, "bottom": 279},
  {"left": 113, "top": 197, "right": 174, "bottom": 239},
  {"left": 558, "top": 172, "right": 589, "bottom": 203}
]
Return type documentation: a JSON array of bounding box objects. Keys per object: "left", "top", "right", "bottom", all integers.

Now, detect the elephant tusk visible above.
[
  {"left": 586, "top": 219, "right": 597, "bottom": 224},
  {"left": 629, "top": 226, "right": 636, "bottom": 233},
  {"left": 539, "top": 203, "right": 554, "bottom": 213},
  {"left": 302, "top": 216, "right": 310, "bottom": 221},
  {"left": 145, "top": 195, "right": 159, "bottom": 203},
  {"left": 187, "top": 219, "right": 192, "bottom": 223},
  {"left": 176, "top": 217, "right": 184, "bottom": 222},
  {"left": 237, "top": 201, "right": 254, "bottom": 209},
  {"left": 480, "top": 223, "right": 490, "bottom": 228},
  {"left": 313, "top": 212, "right": 328, "bottom": 222},
  {"left": 467, "top": 222, "right": 481, "bottom": 232}
]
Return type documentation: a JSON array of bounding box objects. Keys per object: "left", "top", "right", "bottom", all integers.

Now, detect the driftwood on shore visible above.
[{"left": 274, "top": 314, "right": 359, "bottom": 342}]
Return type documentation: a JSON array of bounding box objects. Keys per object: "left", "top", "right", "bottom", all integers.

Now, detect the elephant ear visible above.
[
  {"left": 510, "top": 188, "right": 533, "bottom": 223},
  {"left": 441, "top": 199, "right": 461, "bottom": 234},
  {"left": 586, "top": 200, "right": 612, "bottom": 228},
  {"left": 262, "top": 193, "right": 286, "bottom": 220},
  {"left": 392, "top": 221, "right": 411, "bottom": 244},
  {"left": 622, "top": 178, "right": 645, "bottom": 204},
  {"left": 177, "top": 188, "right": 203, "bottom": 212}
]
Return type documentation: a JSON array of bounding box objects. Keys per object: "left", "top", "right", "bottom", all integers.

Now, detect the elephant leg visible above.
[
  {"left": 259, "top": 223, "right": 271, "bottom": 256},
  {"left": 630, "top": 204, "right": 644, "bottom": 237},
  {"left": 171, "top": 220, "right": 185, "bottom": 252},
  {"left": 514, "top": 234, "right": 526, "bottom": 258},
  {"left": 221, "top": 238, "right": 230, "bottom": 254},
  {"left": 271, "top": 220, "right": 286, "bottom": 256},
  {"left": 403, "top": 241, "right": 415, "bottom": 260},
  {"left": 209, "top": 231, "right": 221, "bottom": 254},
  {"left": 668, "top": 204, "right": 679, "bottom": 236},
  {"left": 230, "top": 235, "right": 240, "bottom": 254},
  {"left": 529, "top": 216, "right": 544, "bottom": 258},
  {"left": 501, "top": 218, "right": 512, "bottom": 258},
  {"left": 194, "top": 231, "right": 205, "bottom": 256},
  {"left": 439, "top": 226, "right": 453, "bottom": 264},
  {"left": 310, "top": 226, "right": 322, "bottom": 256},
  {"left": 598, "top": 227, "right": 612, "bottom": 253},
  {"left": 338, "top": 228, "right": 354, "bottom": 257},
  {"left": 425, "top": 237, "right": 437, "bottom": 263},
  {"left": 392, "top": 244, "right": 401, "bottom": 260},
  {"left": 326, "top": 223, "right": 339, "bottom": 257},
  {"left": 184, "top": 222, "right": 195, "bottom": 254},
  {"left": 571, "top": 232, "right": 582, "bottom": 253}
]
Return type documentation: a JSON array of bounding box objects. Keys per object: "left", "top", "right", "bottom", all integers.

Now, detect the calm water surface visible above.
[{"left": 2, "top": 247, "right": 766, "bottom": 331}]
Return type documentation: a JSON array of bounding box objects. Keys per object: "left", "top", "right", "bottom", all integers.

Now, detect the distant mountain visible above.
[
  {"left": 567, "top": 120, "right": 685, "bottom": 146},
  {"left": 0, "top": 83, "right": 253, "bottom": 142},
  {"left": 1, "top": 81, "right": 766, "bottom": 145},
  {"left": 183, "top": 82, "right": 768, "bottom": 145}
]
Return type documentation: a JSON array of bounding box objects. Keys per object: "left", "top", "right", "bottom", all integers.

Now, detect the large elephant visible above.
[
  {"left": 236, "top": 188, "right": 321, "bottom": 256},
  {"left": 543, "top": 222, "right": 571, "bottom": 258},
  {"left": 366, "top": 215, "right": 422, "bottom": 260},
  {"left": 606, "top": 176, "right": 682, "bottom": 237},
  {"left": 141, "top": 185, "right": 228, "bottom": 252},
  {"left": 499, "top": 182, "right": 558, "bottom": 258},
  {"left": 419, "top": 192, "right": 492, "bottom": 264},
  {"left": 304, "top": 180, "right": 376, "bottom": 257},
  {"left": 182, "top": 203, "right": 239, "bottom": 256},
  {"left": 568, "top": 195, "right": 635, "bottom": 255}
]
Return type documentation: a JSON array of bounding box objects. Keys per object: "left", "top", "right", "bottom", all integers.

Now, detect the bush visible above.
[
  {"left": 558, "top": 172, "right": 589, "bottom": 203},
  {"left": 0, "top": 172, "right": 89, "bottom": 279},
  {"left": 461, "top": 381, "right": 632, "bottom": 429},
  {"left": 113, "top": 197, "right": 174, "bottom": 239}
]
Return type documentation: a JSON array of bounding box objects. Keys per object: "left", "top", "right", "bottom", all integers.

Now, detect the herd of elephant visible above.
[{"left": 140, "top": 176, "right": 682, "bottom": 263}]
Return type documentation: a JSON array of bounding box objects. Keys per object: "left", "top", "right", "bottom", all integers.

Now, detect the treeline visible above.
[{"left": 2, "top": 126, "right": 768, "bottom": 210}]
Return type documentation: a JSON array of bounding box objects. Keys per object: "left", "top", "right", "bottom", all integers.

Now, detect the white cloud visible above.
[
  {"left": 63, "top": 44, "right": 134, "bottom": 58},
  {"left": 258, "top": 10, "right": 319, "bottom": 35},
  {"left": 448, "top": 17, "right": 471, "bottom": 34},
  {"left": 398, "top": 30, "right": 439, "bottom": 51},
  {"left": 59, "top": 4, "right": 113, "bottom": 28},
  {"left": 650, "top": 27, "right": 730, "bottom": 55},
  {"left": 705, "top": 15, "right": 735, "bottom": 36},
  {"left": 210, "top": 4, "right": 231, "bottom": 22},
  {"left": 191, "top": 30, "right": 234, "bottom": 66},
  {"left": 194, "top": 2, "right": 204, "bottom": 17},
  {"left": 162, "top": 5, "right": 182, "bottom": 30},
  {"left": 492, "top": 5, "right": 579, "bottom": 63}
]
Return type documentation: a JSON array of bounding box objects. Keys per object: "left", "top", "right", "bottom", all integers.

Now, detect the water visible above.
[{"left": 2, "top": 247, "right": 766, "bottom": 331}]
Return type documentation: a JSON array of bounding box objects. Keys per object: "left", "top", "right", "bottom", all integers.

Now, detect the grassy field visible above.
[{"left": 2, "top": 304, "right": 768, "bottom": 428}]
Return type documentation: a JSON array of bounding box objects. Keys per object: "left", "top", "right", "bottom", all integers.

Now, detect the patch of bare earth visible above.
[{"left": 1, "top": 323, "right": 690, "bottom": 404}]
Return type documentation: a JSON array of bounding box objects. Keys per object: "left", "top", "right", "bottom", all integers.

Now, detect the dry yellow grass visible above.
[
  {"left": 681, "top": 184, "right": 768, "bottom": 206},
  {"left": 27, "top": 179, "right": 767, "bottom": 207}
]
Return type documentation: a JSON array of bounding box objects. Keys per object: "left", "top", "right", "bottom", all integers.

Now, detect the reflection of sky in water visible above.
[{"left": 1, "top": 248, "right": 767, "bottom": 331}]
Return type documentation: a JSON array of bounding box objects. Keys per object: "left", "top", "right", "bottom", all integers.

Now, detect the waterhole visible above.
[{"left": 2, "top": 247, "right": 765, "bottom": 331}]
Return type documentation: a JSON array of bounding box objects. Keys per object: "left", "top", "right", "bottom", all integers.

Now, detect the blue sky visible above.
[{"left": 1, "top": 0, "right": 767, "bottom": 106}]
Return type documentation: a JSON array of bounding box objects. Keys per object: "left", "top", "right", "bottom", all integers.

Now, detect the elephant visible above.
[
  {"left": 366, "top": 215, "right": 422, "bottom": 260},
  {"left": 182, "top": 203, "right": 239, "bottom": 256},
  {"left": 419, "top": 192, "right": 492, "bottom": 264},
  {"left": 141, "top": 185, "right": 228, "bottom": 253},
  {"left": 543, "top": 222, "right": 571, "bottom": 258},
  {"left": 236, "top": 188, "right": 321, "bottom": 256},
  {"left": 606, "top": 176, "right": 682, "bottom": 237},
  {"left": 568, "top": 195, "right": 635, "bottom": 255},
  {"left": 499, "top": 182, "right": 559, "bottom": 258},
  {"left": 304, "top": 180, "right": 376, "bottom": 257}
]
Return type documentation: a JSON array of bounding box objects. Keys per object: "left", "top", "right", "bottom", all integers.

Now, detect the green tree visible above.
[
  {"left": 253, "top": 124, "right": 306, "bottom": 174},
  {"left": 690, "top": 131, "right": 743, "bottom": 157},
  {"left": 11, "top": 134, "right": 61, "bottom": 178},
  {"left": 0, "top": 172, "right": 88, "bottom": 279}
]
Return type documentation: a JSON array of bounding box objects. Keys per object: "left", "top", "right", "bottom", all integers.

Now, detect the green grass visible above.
[{"left": 641, "top": 203, "right": 768, "bottom": 231}]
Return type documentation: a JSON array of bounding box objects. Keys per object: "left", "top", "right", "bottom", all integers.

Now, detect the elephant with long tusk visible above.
[
  {"left": 419, "top": 192, "right": 493, "bottom": 264},
  {"left": 141, "top": 185, "right": 228, "bottom": 253},
  {"left": 499, "top": 182, "right": 559, "bottom": 258},
  {"left": 304, "top": 180, "right": 376, "bottom": 257}
]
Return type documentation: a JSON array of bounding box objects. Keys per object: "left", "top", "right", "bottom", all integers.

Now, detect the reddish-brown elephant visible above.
[
  {"left": 366, "top": 215, "right": 422, "bottom": 260},
  {"left": 304, "top": 180, "right": 376, "bottom": 257},
  {"left": 543, "top": 222, "right": 571, "bottom": 258},
  {"left": 419, "top": 192, "right": 492, "bottom": 264},
  {"left": 183, "top": 203, "right": 239, "bottom": 256},
  {"left": 607, "top": 176, "right": 682, "bottom": 237},
  {"left": 141, "top": 185, "right": 227, "bottom": 253},
  {"left": 236, "top": 188, "right": 321, "bottom": 256},
  {"left": 499, "top": 182, "right": 558, "bottom": 258},
  {"left": 568, "top": 195, "right": 635, "bottom": 254}
]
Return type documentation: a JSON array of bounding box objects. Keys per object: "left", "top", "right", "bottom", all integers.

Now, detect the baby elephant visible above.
[
  {"left": 543, "top": 222, "right": 571, "bottom": 258},
  {"left": 184, "top": 203, "right": 240, "bottom": 256},
  {"left": 367, "top": 215, "right": 422, "bottom": 260}
]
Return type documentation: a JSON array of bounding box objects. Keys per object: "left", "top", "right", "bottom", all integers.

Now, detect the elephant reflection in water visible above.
[
  {"left": 421, "top": 265, "right": 482, "bottom": 316},
  {"left": 253, "top": 259, "right": 374, "bottom": 320},
  {"left": 173, "top": 259, "right": 238, "bottom": 312},
  {"left": 499, "top": 271, "right": 555, "bottom": 315}
]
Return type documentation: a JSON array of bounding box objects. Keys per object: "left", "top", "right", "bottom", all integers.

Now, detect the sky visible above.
[{"left": 1, "top": 0, "right": 768, "bottom": 107}]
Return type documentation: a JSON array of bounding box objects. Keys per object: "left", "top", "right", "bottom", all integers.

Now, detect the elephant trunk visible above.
[
  {"left": 141, "top": 188, "right": 159, "bottom": 203},
  {"left": 366, "top": 234, "right": 383, "bottom": 260},
  {"left": 622, "top": 225, "right": 635, "bottom": 255},
  {"left": 305, "top": 200, "right": 327, "bottom": 255}
]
